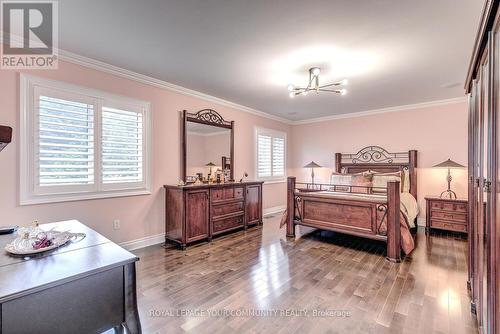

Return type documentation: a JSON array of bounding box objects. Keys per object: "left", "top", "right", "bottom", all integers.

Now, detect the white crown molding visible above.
[
  {"left": 291, "top": 96, "right": 467, "bottom": 125},
  {"left": 3, "top": 31, "right": 467, "bottom": 126},
  {"left": 56, "top": 50, "right": 293, "bottom": 125},
  {"left": 59, "top": 50, "right": 467, "bottom": 125},
  {"left": 1, "top": 31, "right": 289, "bottom": 124}
]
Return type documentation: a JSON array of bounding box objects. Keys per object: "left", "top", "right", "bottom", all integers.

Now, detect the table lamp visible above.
[
  {"left": 432, "top": 158, "right": 465, "bottom": 199},
  {"left": 304, "top": 161, "right": 321, "bottom": 184}
]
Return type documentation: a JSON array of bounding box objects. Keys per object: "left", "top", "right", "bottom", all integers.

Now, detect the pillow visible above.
[
  {"left": 402, "top": 168, "right": 410, "bottom": 193},
  {"left": 351, "top": 174, "right": 373, "bottom": 194},
  {"left": 371, "top": 171, "right": 402, "bottom": 193},
  {"left": 341, "top": 169, "right": 371, "bottom": 176},
  {"left": 370, "top": 170, "right": 411, "bottom": 192},
  {"left": 357, "top": 172, "right": 374, "bottom": 181},
  {"left": 330, "top": 172, "right": 352, "bottom": 192}
]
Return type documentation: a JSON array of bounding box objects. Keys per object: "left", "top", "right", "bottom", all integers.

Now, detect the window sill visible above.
[
  {"left": 20, "top": 188, "right": 152, "bottom": 206},
  {"left": 260, "top": 179, "right": 286, "bottom": 185}
]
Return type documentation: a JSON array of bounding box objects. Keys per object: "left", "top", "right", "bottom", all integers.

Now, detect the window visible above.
[
  {"left": 20, "top": 74, "right": 151, "bottom": 205},
  {"left": 255, "top": 127, "right": 286, "bottom": 181}
]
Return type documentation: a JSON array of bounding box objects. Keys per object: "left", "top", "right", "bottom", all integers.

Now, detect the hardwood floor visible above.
[{"left": 133, "top": 215, "right": 478, "bottom": 334}]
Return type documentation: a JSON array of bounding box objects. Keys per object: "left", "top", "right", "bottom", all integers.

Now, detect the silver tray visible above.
[{"left": 5, "top": 229, "right": 86, "bottom": 255}]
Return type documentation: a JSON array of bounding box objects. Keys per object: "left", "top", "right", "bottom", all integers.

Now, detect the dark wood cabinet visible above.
[
  {"left": 465, "top": 1, "right": 500, "bottom": 332},
  {"left": 185, "top": 189, "right": 209, "bottom": 242},
  {"left": 425, "top": 197, "right": 468, "bottom": 234},
  {"left": 164, "top": 181, "right": 263, "bottom": 248},
  {"left": 245, "top": 184, "right": 262, "bottom": 226}
]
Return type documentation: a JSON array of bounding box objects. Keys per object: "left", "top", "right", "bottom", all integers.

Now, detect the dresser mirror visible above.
[{"left": 182, "top": 109, "right": 234, "bottom": 183}]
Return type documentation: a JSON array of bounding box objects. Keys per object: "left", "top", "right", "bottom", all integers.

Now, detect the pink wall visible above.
[
  {"left": 290, "top": 102, "right": 468, "bottom": 222},
  {"left": 0, "top": 56, "right": 468, "bottom": 243},
  {"left": 0, "top": 61, "right": 291, "bottom": 244}
]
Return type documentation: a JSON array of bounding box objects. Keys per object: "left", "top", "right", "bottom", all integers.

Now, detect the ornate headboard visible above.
[{"left": 334, "top": 146, "right": 418, "bottom": 199}]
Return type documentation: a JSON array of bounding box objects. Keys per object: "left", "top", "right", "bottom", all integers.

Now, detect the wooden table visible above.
[{"left": 0, "top": 220, "right": 141, "bottom": 334}]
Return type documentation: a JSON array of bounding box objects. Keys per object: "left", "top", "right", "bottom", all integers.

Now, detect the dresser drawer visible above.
[
  {"left": 213, "top": 215, "right": 244, "bottom": 233},
  {"left": 234, "top": 187, "right": 244, "bottom": 199},
  {"left": 430, "top": 201, "right": 467, "bottom": 213},
  {"left": 211, "top": 187, "right": 244, "bottom": 202},
  {"left": 223, "top": 187, "right": 244, "bottom": 200},
  {"left": 431, "top": 219, "right": 467, "bottom": 233},
  {"left": 211, "top": 189, "right": 224, "bottom": 201},
  {"left": 211, "top": 201, "right": 244, "bottom": 218},
  {"left": 431, "top": 210, "right": 467, "bottom": 223}
]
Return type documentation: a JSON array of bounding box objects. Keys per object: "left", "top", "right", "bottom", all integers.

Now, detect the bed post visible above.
[
  {"left": 334, "top": 153, "right": 342, "bottom": 173},
  {"left": 386, "top": 180, "right": 401, "bottom": 263},
  {"left": 286, "top": 177, "right": 296, "bottom": 238},
  {"left": 408, "top": 150, "right": 418, "bottom": 200}
]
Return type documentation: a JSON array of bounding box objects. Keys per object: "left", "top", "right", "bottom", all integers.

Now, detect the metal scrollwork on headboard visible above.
[
  {"left": 186, "top": 109, "right": 232, "bottom": 127},
  {"left": 342, "top": 146, "right": 409, "bottom": 164}
]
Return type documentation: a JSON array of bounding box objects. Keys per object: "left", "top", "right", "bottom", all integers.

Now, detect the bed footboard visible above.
[
  {"left": 386, "top": 181, "right": 401, "bottom": 262},
  {"left": 286, "top": 177, "right": 402, "bottom": 262}
]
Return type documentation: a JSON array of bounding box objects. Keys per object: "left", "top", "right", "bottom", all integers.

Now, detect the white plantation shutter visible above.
[
  {"left": 272, "top": 137, "right": 285, "bottom": 177},
  {"left": 102, "top": 107, "right": 144, "bottom": 184},
  {"left": 256, "top": 128, "right": 286, "bottom": 180},
  {"left": 257, "top": 134, "right": 272, "bottom": 178},
  {"left": 21, "top": 75, "right": 151, "bottom": 205},
  {"left": 37, "top": 95, "right": 95, "bottom": 188}
]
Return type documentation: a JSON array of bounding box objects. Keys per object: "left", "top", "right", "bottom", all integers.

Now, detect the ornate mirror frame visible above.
[{"left": 181, "top": 109, "right": 234, "bottom": 182}]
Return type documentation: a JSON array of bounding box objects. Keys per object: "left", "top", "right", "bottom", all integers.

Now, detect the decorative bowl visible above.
[{"left": 5, "top": 229, "right": 86, "bottom": 255}]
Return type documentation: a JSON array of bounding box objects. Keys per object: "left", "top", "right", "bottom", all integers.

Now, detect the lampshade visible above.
[
  {"left": 304, "top": 161, "right": 321, "bottom": 168},
  {"left": 432, "top": 159, "right": 465, "bottom": 169},
  {"left": 205, "top": 162, "right": 216, "bottom": 167}
]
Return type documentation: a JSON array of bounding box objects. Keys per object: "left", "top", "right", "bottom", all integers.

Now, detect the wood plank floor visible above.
[{"left": 133, "top": 215, "right": 478, "bottom": 334}]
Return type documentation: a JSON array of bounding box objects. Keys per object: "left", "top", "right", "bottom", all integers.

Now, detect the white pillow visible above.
[
  {"left": 371, "top": 171, "right": 402, "bottom": 193},
  {"left": 330, "top": 173, "right": 352, "bottom": 191}
]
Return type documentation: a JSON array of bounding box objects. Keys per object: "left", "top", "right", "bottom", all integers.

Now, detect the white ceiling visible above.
[{"left": 58, "top": 0, "right": 483, "bottom": 121}]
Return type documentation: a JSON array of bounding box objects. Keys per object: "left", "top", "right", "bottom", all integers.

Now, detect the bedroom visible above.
[{"left": 0, "top": 0, "right": 495, "bottom": 333}]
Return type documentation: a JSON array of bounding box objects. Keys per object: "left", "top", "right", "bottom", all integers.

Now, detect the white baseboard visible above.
[
  {"left": 119, "top": 233, "right": 164, "bottom": 251},
  {"left": 417, "top": 217, "right": 426, "bottom": 227},
  {"left": 264, "top": 205, "right": 286, "bottom": 216},
  {"left": 120, "top": 206, "right": 286, "bottom": 251}
]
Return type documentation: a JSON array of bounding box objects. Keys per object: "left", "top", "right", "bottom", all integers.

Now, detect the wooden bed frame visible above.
[{"left": 286, "top": 146, "right": 418, "bottom": 262}]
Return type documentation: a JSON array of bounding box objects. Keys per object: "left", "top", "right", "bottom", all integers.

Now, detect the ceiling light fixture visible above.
[{"left": 287, "top": 67, "right": 347, "bottom": 98}]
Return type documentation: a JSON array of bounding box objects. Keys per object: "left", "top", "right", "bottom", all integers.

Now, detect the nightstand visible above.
[{"left": 425, "top": 196, "right": 468, "bottom": 234}]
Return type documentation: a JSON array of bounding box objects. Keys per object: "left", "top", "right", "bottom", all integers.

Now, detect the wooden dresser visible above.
[
  {"left": 425, "top": 196, "right": 468, "bottom": 234},
  {"left": 164, "top": 181, "right": 263, "bottom": 249}
]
